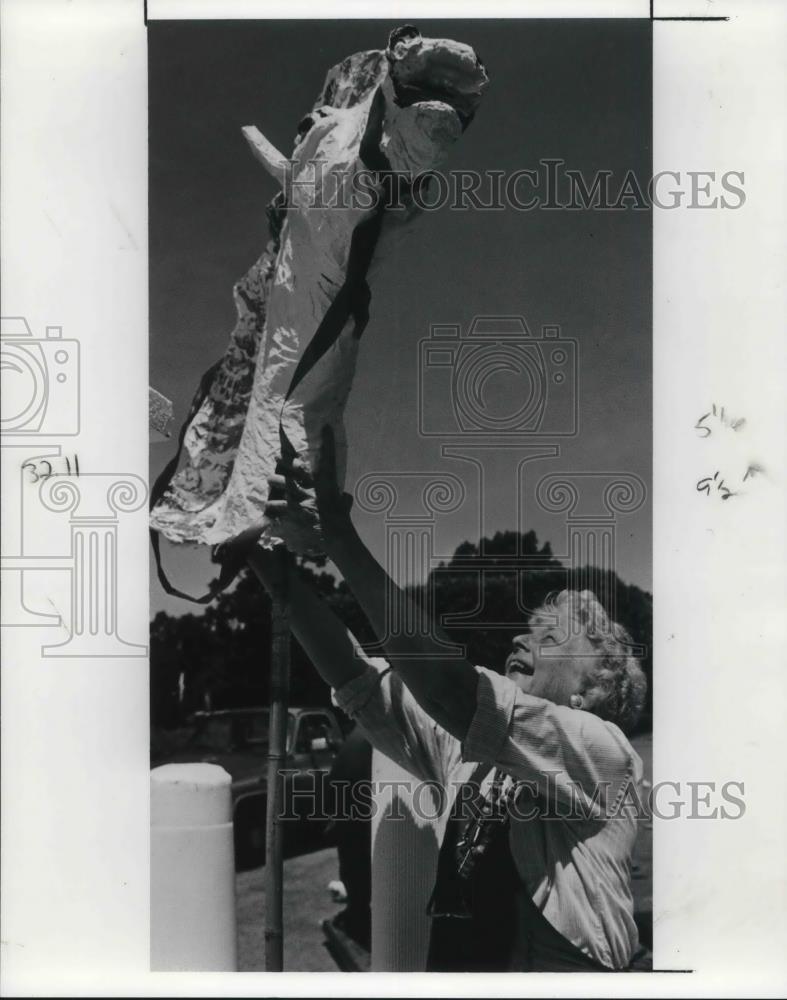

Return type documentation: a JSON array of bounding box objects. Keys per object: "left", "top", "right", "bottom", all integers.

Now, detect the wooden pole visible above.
[{"left": 264, "top": 545, "right": 290, "bottom": 971}]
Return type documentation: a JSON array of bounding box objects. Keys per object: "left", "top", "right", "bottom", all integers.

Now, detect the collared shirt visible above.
[{"left": 333, "top": 658, "right": 643, "bottom": 970}]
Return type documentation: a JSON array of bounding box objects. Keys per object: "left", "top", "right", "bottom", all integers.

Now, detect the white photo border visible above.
[{"left": 1, "top": 0, "right": 784, "bottom": 995}]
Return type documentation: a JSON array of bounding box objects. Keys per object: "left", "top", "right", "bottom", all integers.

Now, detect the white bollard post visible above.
[
  {"left": 151, "top": 763, "right": 238, "bottom": 971},
  {"left": 370, "top": 750, "right": 446, "bottom": 971}
]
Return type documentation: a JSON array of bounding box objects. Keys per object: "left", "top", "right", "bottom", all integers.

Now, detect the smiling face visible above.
[{"left": 505, "top": 603, "right": 598, "bottom": 707}]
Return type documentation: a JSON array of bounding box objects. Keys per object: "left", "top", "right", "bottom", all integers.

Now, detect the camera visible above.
[
  {"left": 418, "top": 316, "right": 578, "bottom": 437},
  {"left": 1, "top": 317, "right": 80, "bottom": 435}
]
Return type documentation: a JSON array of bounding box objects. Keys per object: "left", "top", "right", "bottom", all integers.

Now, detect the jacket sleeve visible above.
[
  {"left": 461, "top": 667, "right": 641, "bottom": 816},
  {"left": 332, "top": 655, "right": 458, "bottom": 788}
]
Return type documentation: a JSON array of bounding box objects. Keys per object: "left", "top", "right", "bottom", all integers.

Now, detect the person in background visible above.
[{"left": 324, "top": 725, "right": 373, "bottom": 951}]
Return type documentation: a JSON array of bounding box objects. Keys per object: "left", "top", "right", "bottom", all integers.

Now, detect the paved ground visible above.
[
  {"left": 237, "top": 731, "right": 653, "bottom": 971},
  {"left": 237, "top": 846, "right": 342, "bottom": 971}
]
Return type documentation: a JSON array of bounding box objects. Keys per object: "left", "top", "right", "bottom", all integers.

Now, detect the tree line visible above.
[{"left": 151, "top": 529, "right": 652, "bottom": 737}]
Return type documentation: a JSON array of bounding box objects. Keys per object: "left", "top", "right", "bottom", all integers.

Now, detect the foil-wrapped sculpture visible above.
[{"left": 151, "top": 26, "right": 488, "bottom": 563}]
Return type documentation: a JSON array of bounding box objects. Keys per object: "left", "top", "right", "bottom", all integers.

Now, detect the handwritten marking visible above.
[
  {"left": 742, "top": 463, "right": 764, "bottom": 482},
  {"left": 695, "top": 403, "right": 745, "bottom": 438},
  {"left": 693, "top": 406, "right": 768, "bottom": 501},
  {"left": 22, "top": 455, "right": 80, "bottom": 484},
  {"left": 696, "top": 471, "right": 736, "bottom": 501}
]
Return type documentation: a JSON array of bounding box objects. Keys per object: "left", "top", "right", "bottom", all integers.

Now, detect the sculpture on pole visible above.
[
  {"left": 149, "top": 26, "right": 488, "bottom": 971},
  {"left": 150, "top": 26, "right": 488, "bottom": 563}
]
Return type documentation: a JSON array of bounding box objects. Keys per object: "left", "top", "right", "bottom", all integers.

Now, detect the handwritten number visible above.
[
  {"left": 22, "top": 455, "right": 81, "bottom": 482},
  {"left": 696, "top": 405, "right": 746, "bottom": 436},
  {"left": 695, "top": 413, "right": 712, "bottom": 438}
]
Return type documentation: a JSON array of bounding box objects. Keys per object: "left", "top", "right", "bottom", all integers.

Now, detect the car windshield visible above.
[{"left": 190, "top": 711, "right": 293, "bottom": 753}]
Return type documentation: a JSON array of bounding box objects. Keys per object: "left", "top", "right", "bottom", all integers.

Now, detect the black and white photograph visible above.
[
  {"left": 147, "top": 15, "right": 653, "bottom": 974},
  {"left": 1, "top": 0, "right": 785, "bottom": 995}
]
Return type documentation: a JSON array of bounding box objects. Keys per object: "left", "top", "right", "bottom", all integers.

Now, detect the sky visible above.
[{"left": 149, "top": 18, "right": 652, "bottom": 618}]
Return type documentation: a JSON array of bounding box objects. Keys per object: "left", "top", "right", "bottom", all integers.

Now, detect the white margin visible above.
[{"left": 1, "top": 0, "right": 785, "bottom": 995}]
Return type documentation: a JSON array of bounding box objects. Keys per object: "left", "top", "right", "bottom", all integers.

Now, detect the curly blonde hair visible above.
[{"left": 534, "top": 589, "right": 647, "bottom": 735}]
